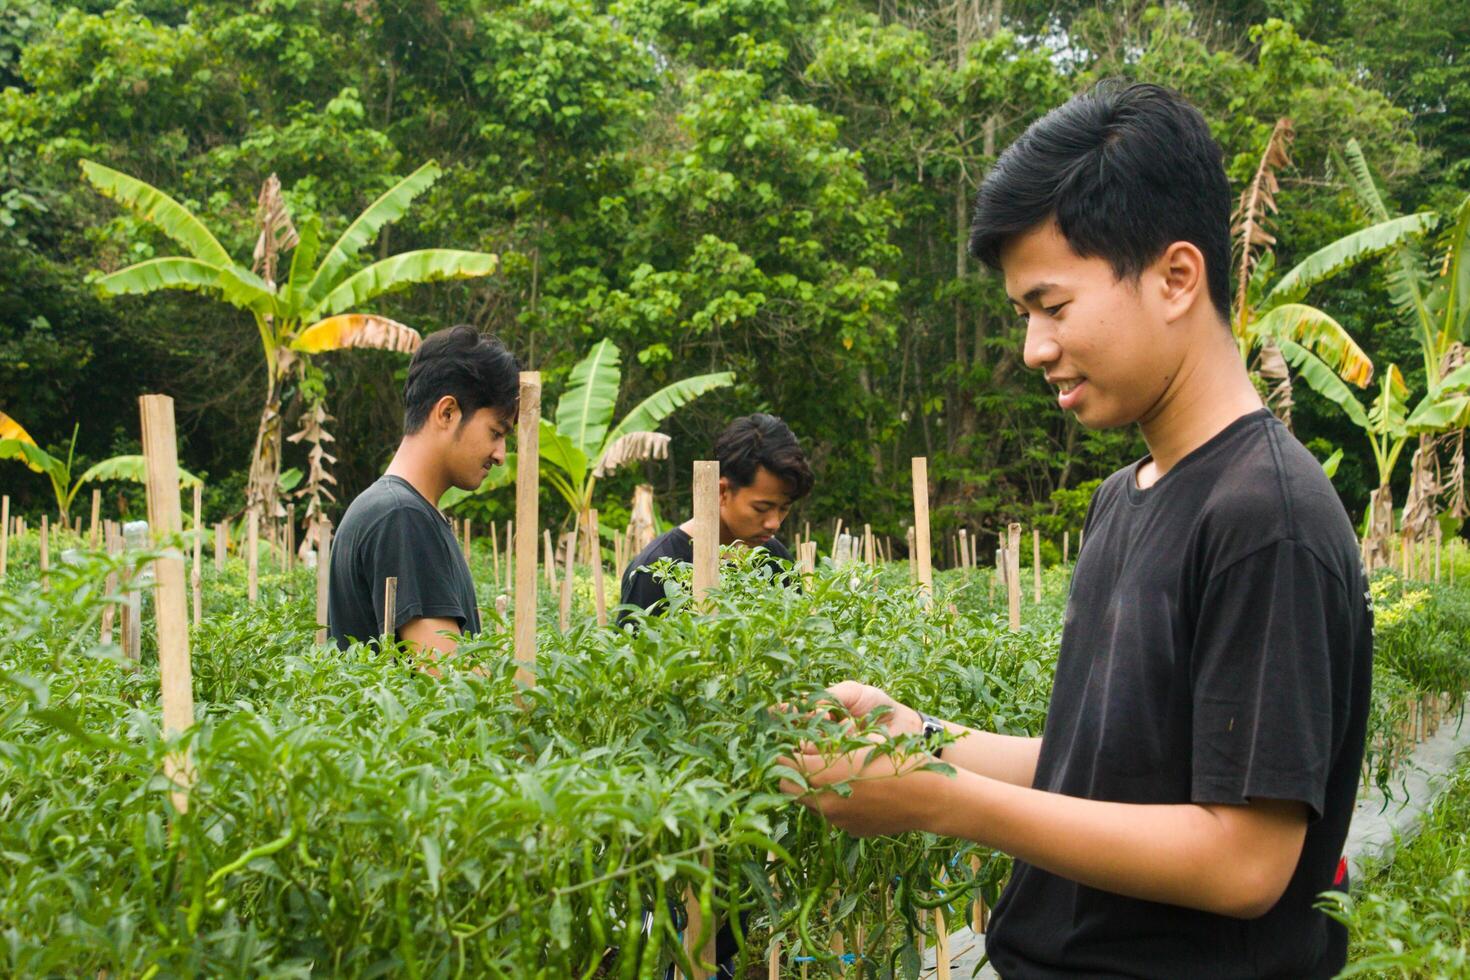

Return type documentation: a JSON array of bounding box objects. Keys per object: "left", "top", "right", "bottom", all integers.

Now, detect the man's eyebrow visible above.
[{"left": 1008, "top": 282, "right": 1062, "bottom": 306}]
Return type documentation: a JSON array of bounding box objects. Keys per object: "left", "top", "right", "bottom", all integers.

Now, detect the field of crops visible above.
[{"left": 2, "top": 524, "right": 1468, "bottom": 978}]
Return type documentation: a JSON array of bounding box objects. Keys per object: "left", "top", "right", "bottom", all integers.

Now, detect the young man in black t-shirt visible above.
[
  {"left": 328, "top": 326, "right": 520, "bottom": 670},
  {"left": 619, "top": 413, "right": 813, "bottom": 620},
  {"left": 779, "top": 82, "right": 1372, "bottom": 978}
]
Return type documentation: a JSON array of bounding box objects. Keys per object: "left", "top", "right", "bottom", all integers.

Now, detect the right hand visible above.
[{"left": 821, "top": 681, "right": 924, "bottom": 738}]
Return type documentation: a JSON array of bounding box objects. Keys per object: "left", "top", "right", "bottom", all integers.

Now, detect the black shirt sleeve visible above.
[
  {"left": 1189, "top": 539, "right": 1347, "bottom": 820},
  {"left": 620, "top": 560, "right": 675, "bottom": 616},
  {"left": 361, "top": 506, "right": 475, "bottom": 637}
]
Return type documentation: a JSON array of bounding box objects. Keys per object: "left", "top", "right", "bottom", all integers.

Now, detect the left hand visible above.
[{"left": 777, "top": 727, "right": 950, "bottom": 838}]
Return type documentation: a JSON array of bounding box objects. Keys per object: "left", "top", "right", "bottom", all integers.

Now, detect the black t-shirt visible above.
[
  {"left": 986, "top": 409, "right": 1373, "bottom": 979},
  {"left": 618, "top": 527, "right": 794, "bottom": 620},
  {"left": 327, "top": 475, "right": 481, "bottom": 649}
]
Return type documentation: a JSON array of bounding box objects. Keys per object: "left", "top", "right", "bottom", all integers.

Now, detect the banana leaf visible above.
[
  {"left": 555, "top": 339, "right": 621, "bottom": 460},
  {"left": 539, "top": 419, "right": 590, "bottom": 488},
  {"left": 439, "top": 454, "right": 516, "bottom": 510},
  {"left": 0, "top": 437, "right": 58, "bottom": 477},
  {"left": 0, "top": 411, "right": 37, "bottom": 447},
  {"left": 304, "top": 161, "right": 443, "bottom": 308},
  {"left": 1252, "top": 303, "right": 1374, "bottom": 387},
  {"left": 602, "top": 372, "right": 736, "bottom": 451},
  {"left": 93, "top": 257, "right": 224, "bottom": 298},
  {"left": 292, "top": 315, "right": 421, "bottom": 355},
  {"left": 74, "top": 455, "right": 203, "bottom": 491},
  {"left": 1278, "top": 339, "right": 1369, "bottom": 429},
  {"left": 79, "top": 160, "right": 232, "bottom": 267},
  {"left": 1263, "top": 213, "right": 1435, "bottom": 311},
  {"left": 306, "top": 249, "right": 497, "bottom": 320}
]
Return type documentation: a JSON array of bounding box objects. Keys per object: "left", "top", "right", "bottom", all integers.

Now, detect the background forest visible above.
[{"left": 2, "top": 0, "right": 1466, "bottom": 540}]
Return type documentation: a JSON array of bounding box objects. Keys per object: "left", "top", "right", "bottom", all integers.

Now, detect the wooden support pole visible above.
[
  {"left": 89, "top": 488, "right": 102, "bottom": 548},
  {"left": 101, "top": 523, "right": 118, "bottom": 646},
  {"left": 1063, "top": 531, "right": 1070, "bottom": 566},
  {"left": 907, "top": 525, "right": 917, "bottom": 584},
  {"left": 0, "top": 494, "right": 7, "bottom": 581},
  {"left": 139, "top": 394, "right": 195, "bottom": 814},
  {"left": 505, "top": 519, "right": 514, "bottom": 595},
  {"left": 559, "top": 527, "right": 576, "bottom": 632},
  {"left": 958, "top": 528, "right": 969, "bottom": 572},
  {"left": 1033, "top": 529, "right": 1042, "bottom": 603},
  {"left": 316, "top": 517, "right": 332, "bottom": 646},
  {"left": 933, "top": 902, "right": 952, "bottom": 980},
  {"left": 912, "top": 458, "right": 933, "bottom": 600},
  {"left": 490, "top": 519, "right": 501, "bottom": 586},
  {"left": 544, "top": 529, "right": 557, "bottom": 591},
  {"left": 513, "top": 373, "right": 540, "bottom": 690},
  {"left": 1007, "top": 523, "right": 1022, "bottom": 630},
  {"left": 462, "top": 517, "right": 473, "bottom": 565},
  {"left": 588, "top": 508, "right": 608, "bottom": 626},
  {"left": 285, "top": 503, "right": 295, "bottom": 572},
  {"left": 382, "top": 576, "right": 398, "bottom": 642},
  {"left": 679, "top": 854, "right": 717, "bottom": 980},
  {"left": 692, "top": 462, "right": 720, "bottom": 609},
  {"left": 38, "top": 515, "right": 49, "bottom": 592},
  {"left": 214, "top": 521, "right": 226, "bottom": 572},
  {"left": 191, "top": 484, "right": 202, "bottom": 627},
  {"left": 247, "top": 507, "right": 259, "bottom": 603}
]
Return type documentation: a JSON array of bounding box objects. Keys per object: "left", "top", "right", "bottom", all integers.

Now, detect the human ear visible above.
[
  {"left": 1156, "top": 241, "right": 1206, "bottom": 323},
  {"left": 434, "top": 395, "right": 460, "bottom": 430},
  {"left": 717, "top": 476, "right": 731, "bottom": 506}
]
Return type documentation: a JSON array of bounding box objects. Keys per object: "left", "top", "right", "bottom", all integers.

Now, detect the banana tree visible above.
[
  {"left": 442, "top": 340, "right": 734, "bottom": 530},
  {"left": 1280, "top": 343, "right": 1470, "bottom": 569},
  {"left": 80, "top": 160, "right": 497, "bottom": 519},
  {"left": 1231, "top": 119, "right": 1435, "bottom": 426},
  {"left": 0, "top": 412, "right": 201, "bottom": 524},
  {"left": 1340, "top": 139, "right": 1470, "bottom": 526}
]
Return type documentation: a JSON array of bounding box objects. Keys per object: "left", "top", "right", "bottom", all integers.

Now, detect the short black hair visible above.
[
  {"left": 402, "top": 325, "right": 520, "bottom": 435},
  {"left": 714, "top": 413, "right": 813, "bottom": 500},
  {"left": 968, "top": 80, "right": 1232, "bottom": 320}
]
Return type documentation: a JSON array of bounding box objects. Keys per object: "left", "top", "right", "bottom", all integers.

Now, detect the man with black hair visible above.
[
  {"left": 780, "top": 81, "right": 1371, "bottom": 979},
  {"left": 328, "top": 325, "right": 520, "bottom": 666},
  {"left": 619, "top": 412, "right": 814, "bottom": 616}
]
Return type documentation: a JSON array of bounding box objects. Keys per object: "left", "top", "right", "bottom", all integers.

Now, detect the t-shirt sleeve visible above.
[
  {"left": 361, "top": 507, "right": 472, "bottom": 636},
  {"left": 1189, "top": 538, "right": 1347, "bottom": 820},
  {"left": 619, "top": 560, "right": 672, "bottom": 616}
]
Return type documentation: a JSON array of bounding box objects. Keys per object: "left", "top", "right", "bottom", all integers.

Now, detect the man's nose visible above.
[{"left": 1023, "top": 319, "right": 1061, "bottom": 371}]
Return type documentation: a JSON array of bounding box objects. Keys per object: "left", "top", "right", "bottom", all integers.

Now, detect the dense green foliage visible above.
[
  {"left": 1, "top": 0, "right": 1464, "bottom": 538},
  {"left": 2, "top": 526, "right": 1469, "bottom": 976}
]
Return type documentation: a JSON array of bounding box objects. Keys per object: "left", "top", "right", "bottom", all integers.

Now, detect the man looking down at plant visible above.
[
  {"left": 328, "top": 325, "right": 520, "bottom": 669},
  {"left": 778, "top": 81, "right": 1372, "bottom": 978},
  {"left": 619, "top": 412, "right": 813, "bottom": 619}
]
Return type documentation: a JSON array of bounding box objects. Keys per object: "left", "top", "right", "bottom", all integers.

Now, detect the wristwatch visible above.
[{"left": 918, "top": 712, "right": 946, "bottom": 758}]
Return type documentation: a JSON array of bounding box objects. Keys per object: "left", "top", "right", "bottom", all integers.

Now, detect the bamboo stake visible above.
[
  {"left": 215, "top": 522, "right": 226, "bottom": 572},
  {"left": 907, "top": 526, "right": 917, "bottom": 584},
  {"left": 693, "top": 461, "right": 720, "bottom": 609},
  {"left": 864, "top": 522, "right": 875, "bottom": 567},
  {"left": 933, "top": 902, "right": 952, "bottom": 980},
  {"left": 544, "top": 529, "right": 557, "bottom": 591},
  {"left": 588, "top": 508, "right": 608, "bottom": 626},
  {"left": 463, "top": 517, "right": 473, "bottom": 565},
  {"left": 490, "top": 520, "right": 501, "bottom": 586},
  {"left": 316, "top": 518, "right": 332, "bottom": 645},
  {"left": 958, "top": 528, "right": 969, "bottom": 572},
  {"left": 505, "top": 519, "right": 514, "bottom": 596},
  {"left": 382, "top": 576, "right": 398, "bottom": 642},
  {"left": 0, "top": 494, "right": 8, "bottom": 581},
  {"left": 285, "top": 503, "right": 295, "bottom": 572},
  {"left": 559, "top": 526, "right": 576, "bottom": 632},
  {"left": 912, "top": 458, "right": 933, "bottom": 600},
  {"left": 1007, "top": 523, "right": 1022, "bottom": 630},
  {"left": 139, "top": 394, "right": 195, "bottom": 814},
  {"left": 247, "top": 507, "right": 259, "bottom": 603},
  {"left": 101, "top": 523, "right": 118, "bottom": 645},
  {"left": 89, "top": 488, "right": 101, "bottom": 548},
  {"left": 38, "top": 515, "right": 48, "bottom": 592},
  {"left": 1063, "top": 530, "right": 1070, "bottom": 566},
  {"left": 1033, "top": 529, "right": 1042, "bottom": 603},
  {"left": 191, "top": 484, "right": 202, "bottom": 627},
  {"left": 513, "top": 374, "right": 541, "bottom": 690}
]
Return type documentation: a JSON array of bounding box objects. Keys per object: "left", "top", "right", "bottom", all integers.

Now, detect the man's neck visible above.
[
  {"left": 1136, "top": 329, "right": 1264, "bottom": 489},
  {"left": 385, "top": 439, "right": 450, "bottom": 509}
]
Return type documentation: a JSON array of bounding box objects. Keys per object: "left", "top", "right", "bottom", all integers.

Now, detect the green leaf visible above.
[
  {"left": 79, "top": 160, "right": 231, "bottom": 266},
  {"left": 601, "top": 372, "right": 736, "bottom": 454},
  {"left": 0, "top": 437, "right": 59, "bottom": 477},
  {"left": 1263, "top": 213, "right": 1436, "bottom": 310},
  {"left": 1321, "top": 449, "right": 1343, "bottom": 479},
  {"left": 1251, "top": 303, "right": 1373, "bottom": 387},
  {"left": 93, "top": 257, "right": 224, "bottom": 298},
  {"left": 282, "top": 216, "right": 322, "bottom": 314},
  {"left": 305, "top": 250, "right": 497, "bottom": 320},
  {"left": 74, "top": 455, "right": 203, "bottom": 490},
  {"left": 554, "top": 339, "right": 621, "bottom": 460},
  {"left": 539, "top": 418, "right": 589, "bottom": 489},
  {"left": 304, "top": 161, "right": 443, "bottom": 308},
  {"left": 1278, "top": 340, "right": 1368, "bottom": 429},
  {"left": 439, "top": 454, "right": 516, "bottom": 509},
  {"left": 1406, "top": 394, "right": 1470, "bottom": 433}
]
